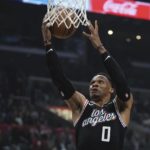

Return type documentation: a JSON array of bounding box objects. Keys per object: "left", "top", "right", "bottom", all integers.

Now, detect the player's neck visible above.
[{"left": 92, "top": 95, "right": 111, "bottom": 107}]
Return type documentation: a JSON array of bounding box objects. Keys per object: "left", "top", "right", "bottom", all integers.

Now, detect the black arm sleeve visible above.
[
  {"left": 45, "top": 45, "right": 75, "bottom": 100},
  {"left": 101, "top": 51, "right": 131, "bottom": 101}
]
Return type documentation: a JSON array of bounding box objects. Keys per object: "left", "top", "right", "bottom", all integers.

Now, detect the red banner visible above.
[{"left": 89, "top": 0, "right": 150, "bottom": 21}]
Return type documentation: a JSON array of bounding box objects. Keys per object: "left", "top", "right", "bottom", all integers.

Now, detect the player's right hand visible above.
[{"left": 41, "top": 14, "right": 52, "bottom": 46}]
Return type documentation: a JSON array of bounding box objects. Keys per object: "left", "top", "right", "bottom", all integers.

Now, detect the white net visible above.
[{"left": 46, "top": 0, "right": 89, "bottom": 29}]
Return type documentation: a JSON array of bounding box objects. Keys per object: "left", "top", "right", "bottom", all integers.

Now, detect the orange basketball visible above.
[{"left": 49, "top": 10, "right": 76, "bottom": 39}]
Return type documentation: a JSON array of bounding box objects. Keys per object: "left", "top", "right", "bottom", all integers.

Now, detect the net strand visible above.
[{"left": 47, "top": 0, "right": 88, "bottom": 29}]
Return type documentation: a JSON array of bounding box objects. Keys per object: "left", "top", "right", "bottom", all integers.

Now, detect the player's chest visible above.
[{"left": 81, "top": 107, "right": 117, "bottom": 127}]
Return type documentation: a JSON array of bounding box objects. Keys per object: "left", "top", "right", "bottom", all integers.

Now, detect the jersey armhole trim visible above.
[
  {"left": 73, "top": 99, "right": 88, "bottom": 127},
  {"left": 113, "top": 98, "right": 127, "bottom": 128}
]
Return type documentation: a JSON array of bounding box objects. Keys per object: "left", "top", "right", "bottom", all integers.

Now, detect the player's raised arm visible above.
[
  {"left": 83, "top": 20, "right": 133, "bottom": 104},
  {"left": 41, "top": 16, "right": 86, "bottom": 121}
]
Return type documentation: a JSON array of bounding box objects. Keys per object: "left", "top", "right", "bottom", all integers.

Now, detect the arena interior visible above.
[{"left": 0, "top": 0, "right": 150, "bottom": 150}]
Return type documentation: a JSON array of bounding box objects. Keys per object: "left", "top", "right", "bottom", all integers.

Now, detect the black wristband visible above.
[
  {"left": 45, "top": 44, "right": 52, "bottom": 52},
  {"left": 101, "top": 51, "right": 111, "bottom": 61}
]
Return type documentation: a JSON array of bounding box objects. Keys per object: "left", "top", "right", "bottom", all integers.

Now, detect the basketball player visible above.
[{"left": 42, "top": 19, "right": 134, "bottom": 150}]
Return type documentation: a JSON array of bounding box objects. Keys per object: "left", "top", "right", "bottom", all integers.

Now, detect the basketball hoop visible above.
[{"left": 46, "top": 0, "right": 89, "bottom": 29}]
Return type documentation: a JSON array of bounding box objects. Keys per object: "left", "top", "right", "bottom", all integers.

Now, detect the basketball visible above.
[{"left": 49, "top": 10, "right": 76, "bottom": 39}]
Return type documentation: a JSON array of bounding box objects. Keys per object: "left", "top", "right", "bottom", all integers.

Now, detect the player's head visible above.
[{"left": 89, "top": 72, "right": 114, "bottom": 102}]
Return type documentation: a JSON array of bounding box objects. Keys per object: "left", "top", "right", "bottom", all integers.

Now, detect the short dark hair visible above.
[{"left": 95, "top": 72, "right": 113, "bottom": 87}]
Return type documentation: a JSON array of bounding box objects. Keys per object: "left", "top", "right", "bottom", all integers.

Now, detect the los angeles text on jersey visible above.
[{"left": 82, "top": 109, "right": 116, "bottom": 127}]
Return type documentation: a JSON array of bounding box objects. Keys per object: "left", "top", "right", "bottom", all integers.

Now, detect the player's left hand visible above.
[{"left": 83, "top": 20, "right": 103, "bottom": 50}]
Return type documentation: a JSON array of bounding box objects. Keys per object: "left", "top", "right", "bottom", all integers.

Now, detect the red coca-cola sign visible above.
[{"left": 89, "top": 0, "right": 150, "bottom": 21}]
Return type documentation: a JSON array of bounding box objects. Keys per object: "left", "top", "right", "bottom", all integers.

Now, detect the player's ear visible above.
[{"left": 109, "top": 87, "right": 114, "bottom": 94}]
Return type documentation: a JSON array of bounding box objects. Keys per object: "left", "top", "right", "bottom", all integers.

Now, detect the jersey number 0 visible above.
[{"left": 101, "top": 126, "right": 111, "bottom": 142}]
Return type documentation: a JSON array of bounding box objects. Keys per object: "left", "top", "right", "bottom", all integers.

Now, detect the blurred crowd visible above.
[
  {"left": 0, "top": 124, "right": 75, "bottom": 150},
  {"left": 0, "top": 69, "right": 150, "bottom": 150}
]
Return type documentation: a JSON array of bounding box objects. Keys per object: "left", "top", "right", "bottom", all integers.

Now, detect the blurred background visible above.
[{"left": 0, "top": 0, "right": 150, "bottom": 150}]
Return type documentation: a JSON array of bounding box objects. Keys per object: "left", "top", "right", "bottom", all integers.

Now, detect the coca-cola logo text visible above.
[{"left": 103, "top": 0, "right": 138, "bottom": 16}]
